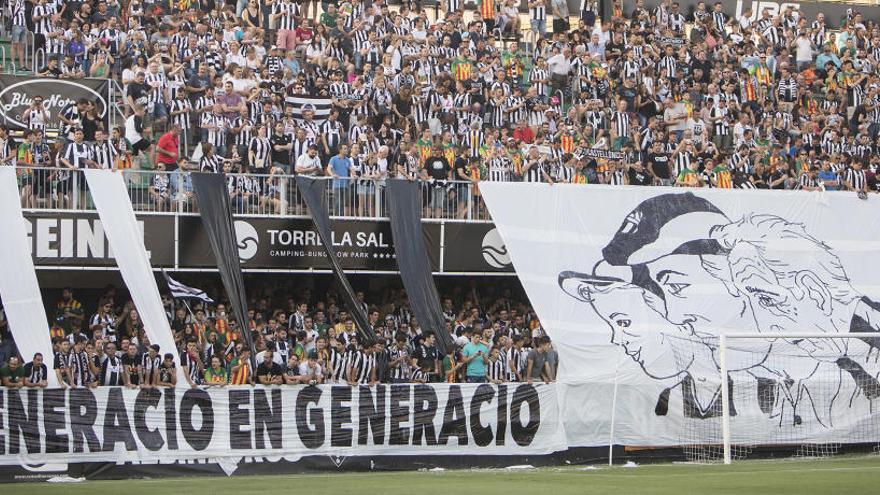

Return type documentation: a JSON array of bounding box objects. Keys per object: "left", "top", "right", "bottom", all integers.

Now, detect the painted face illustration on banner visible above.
[
  {"left": 560, "top": 194, "right": 750, "bottom": 387},
  {"left": 559, "top": 193, "right": 880, "bottom": 423}
]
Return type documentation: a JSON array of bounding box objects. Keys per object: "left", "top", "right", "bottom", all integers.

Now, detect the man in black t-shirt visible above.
[
  {"left": 22, "top": 353, "right": 48, "bottom": 388},
  {"left": 126, "top": 72, "right": 149, "bottom": 110},
  {"left": 121, "top": 344, "right": 141, "bottom": 388},
  {"left": 627, "top": 161, "right": 653, "bottom": 186},
  {"left": 414, "top": 332, "right": 440, "bottom": 382},
  {"left": 422, "top": 146, "right": 452, "bottom": 217},
  {"left": 270, "top": 123, "right": 292, "bottom": 171},
  {"left": 257, "top": 349, "right": 284, "bottom": 385},
  {"left": 645, "top": 142, "right": 671, "bottom": 185}
]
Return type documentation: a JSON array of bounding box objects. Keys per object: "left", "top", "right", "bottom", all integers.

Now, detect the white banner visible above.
[
  {"left": 0, "top": 168, "right": 57, "bottom": 387},
  {"left": 83, "top": 170, "right": 183, "bottom": 383},
  {"left": 481, "top": 183, "right": 880, "bottom": 446},
  {"left": 0, "top": 384, "right": 567, "bottom": 467}
]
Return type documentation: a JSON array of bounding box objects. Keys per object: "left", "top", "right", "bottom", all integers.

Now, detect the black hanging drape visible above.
[
  {"left": 191, "top": 173, "right": 256, "bottom": 369},
  {"left": 386, "top": 180, "right": 454, "bottom": 355},
  {"left": 295, "top": 176, "right": 377, "bottom": 345}
]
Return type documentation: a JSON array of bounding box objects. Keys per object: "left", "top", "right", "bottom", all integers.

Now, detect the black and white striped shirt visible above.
[
  {"left": 777, "top": 77, "right": 797, "bottom": 102},
  {"left": 798, "top": 173, "right": 818, "bottom": 190},
  {"left": 141, "top": 353, "right": 161, "bottom": 385},
  {"left": 25, "top": 361, "right": 47, "bottom": 384},
  {"left": 321, "top": 119, "right": 344, "bottom": 150},
  {"left": 273, "top": 0, "right": 299, "bottom": 31},
  {"left": 200, "top": 154, "right": 223, "bottom": 173},
  {"left": 32, "top": 4, "right": 53, "bottom": 34},
  {"left": 529, "top": 67, "right": 548, "bottom": 97},
  {"left": 93, "top": 141, "right": 116, "bottom": 170},
  {"left": 351, "top": 350, "right": 376, "bottom": 384},
  {"left": 487, "top": 358, "right": 505, "bottom": 382},
  {"left": 712, "top": 11, "right": 726, "bottom": 33},
  {"left": 328, "top": 348, "right": 350, "bottom": 382},
  {"left": 711, "top": 105, "right": 729, "bottom": 136},
  {"left": 232, "top": 117, "right": 254, "bottom": 147},
  {"left": 63, "top": 142, "right": 94, "bottom": 169},
  {"left": 845, "top": 167, "right": 867, "bottom": 190},
  {"left": 68, "top": 351, "right": 92, "bottom": 387},
  {"left": 60, "top": 104, "right": 81, "bottom": 137},
  {"left": 12, "top": 0, "right": 27, "bottom": 27},
  {"left": 169, "top": 97, "right": 193, "bottom": 129},
  {"left": 530, "top": 1, "right": 546, "bottom": 20},
  {"left": 611, "top": 111, "right": 630, "bottom": 137},
  {"left": 388, "top": 346, "right": 410, "bottom": 381},
  {"left": 524, "top": 157, "right": 548, "bottom": 182},
  {"left": 98, "top": 355, "right": 121, "bottom": 386},
  {"left": 248, "top": 137, "right": 271, "bottom": 169},
  {"left": 144, "top": 71, "right": 168, "bottom": 106},
  {"left": 201, "top": 113, "right": 227, "bottom": 148}
]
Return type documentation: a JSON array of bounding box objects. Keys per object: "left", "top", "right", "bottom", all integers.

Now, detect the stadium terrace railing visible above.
[{"left": 11, "top": 167, "right": 491, "bottom": 221}]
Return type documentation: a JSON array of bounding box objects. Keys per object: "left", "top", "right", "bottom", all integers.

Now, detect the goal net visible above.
[{"left": 679, "top": 333, "right": 880, "bottom": 464}]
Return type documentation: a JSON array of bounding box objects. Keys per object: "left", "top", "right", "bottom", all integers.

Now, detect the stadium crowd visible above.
[
  {"left": 2, "top": 0, "right": 880, "bottom": 198},
  {"left": 0, "top": 282, "right": 557, "bottom": 387}
]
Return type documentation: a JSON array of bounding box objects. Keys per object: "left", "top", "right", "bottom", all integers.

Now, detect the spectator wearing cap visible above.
[{"left": 299, "top": 350, "right": 324, "bottom": 384}]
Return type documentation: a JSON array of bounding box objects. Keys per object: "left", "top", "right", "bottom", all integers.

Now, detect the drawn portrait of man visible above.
[{"left": 559, "top": 193, "right": 880, "bottom": 426}]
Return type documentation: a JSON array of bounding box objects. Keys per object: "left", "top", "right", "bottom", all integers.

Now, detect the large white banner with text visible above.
[
  {"left": 481, "top": 183, "right": 880, "bottom": 446},
  {"left": 0, "top": 384, "right": 567, "bottom": 467}
]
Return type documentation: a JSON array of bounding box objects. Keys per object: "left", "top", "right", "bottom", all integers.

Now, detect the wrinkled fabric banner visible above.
[
  {"left": 386, "top": 180, "right": 453, "bottom": 355},
  {"left": 0, "top": 384, "right": 567, "bottom": 465},
  {"left": 295, "top": 177, "right": 376, "bottom": 344},
  {"left": 481, "top": 182, "right": 880, "bottom": 446},
  {"left": 0, "top": 168, "right": 57, "bottom": 386},
  {"left": 83, "top": 170, "right": 183, "bottom": 384},
  {"left": 190, "top": 173, "right": 256, "bottom": 367}
]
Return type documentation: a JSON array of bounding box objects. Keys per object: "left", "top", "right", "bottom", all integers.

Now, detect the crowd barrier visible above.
[{"left": 12, "top": 168, "right": 490, "bottom": 221}]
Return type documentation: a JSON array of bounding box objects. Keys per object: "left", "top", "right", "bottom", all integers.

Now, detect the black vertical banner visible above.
[
  {"left": 386, "top": 180, "right": 453, "bottom": 355},
  {"left": 190, "top": 173, "right": 256, "bottom": 367},
  {"left": 295, "top": 177, "right": 377, "bottom": 344}
]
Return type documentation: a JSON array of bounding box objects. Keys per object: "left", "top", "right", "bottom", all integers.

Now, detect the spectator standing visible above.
[
  {"left": 327, "top": 145, "right": 353, "bottom": 216},
  {"left": 156, "top": 124, "right": 182, "bottom": 171},
  {"left": 461, "top": 333, "right": 489, "bottom": 383}
]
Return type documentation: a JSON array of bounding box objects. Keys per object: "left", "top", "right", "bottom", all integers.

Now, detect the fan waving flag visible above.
[
  {"left": 163, "top": 271, "right": 214, "bottom": 303},
  {"left": 285, "top": 94, "right": 332, "bottom": 122}
]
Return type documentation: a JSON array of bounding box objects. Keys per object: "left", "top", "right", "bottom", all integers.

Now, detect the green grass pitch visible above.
[{"left": 6, "top": 456, "right": 878, "bottom": 495}]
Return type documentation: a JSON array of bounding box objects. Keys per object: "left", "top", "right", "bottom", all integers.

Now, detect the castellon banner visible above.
[{"left": 481, "top": 184, "right": 880, "bottom": 447}]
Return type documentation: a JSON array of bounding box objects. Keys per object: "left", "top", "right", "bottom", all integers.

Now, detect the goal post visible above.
[{"left": 718, "top": 332, "right": 880, "bottom": 465}]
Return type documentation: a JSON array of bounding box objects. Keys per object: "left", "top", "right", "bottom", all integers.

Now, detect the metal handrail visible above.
[
  {"left": 33, "top": 47, "right": 45, "bottom": 73},
  {"left": 9, "top": 167, "right": 490, "bottom": 221},
  {"left": 26, "top": 31, "right": 35, "bottom": 72}
]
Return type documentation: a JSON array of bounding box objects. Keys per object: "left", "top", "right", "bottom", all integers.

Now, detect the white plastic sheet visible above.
[{"left": 0, "top": 167, "right": 57, "bottom": 386}]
